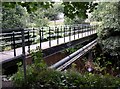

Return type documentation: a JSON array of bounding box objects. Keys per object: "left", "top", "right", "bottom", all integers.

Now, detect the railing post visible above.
[
  {"left": 85, "top": 25, "right": 86, "bottom": 36},
  {"left": 89, "top": 26, "right": 91, "bottom": 35},
  {"left": 93, "top": 25, "right": 94, "bottom": 34},
  {"left": 88, "top": 25, "right": 90, "bottom": 35},
  {"left": 92, "top": 25, "right": 94, "bottom": 34},
  {"left": 64, "top": 26, "right": 66, "bottom": 42},
  {"left": 39, "top": 28, "right": 42, "bottom": 49},
  {"left": 69, "top": 25, "right": 71, "bottom": 41},
  {"left": 21, "top": 28, "right": 26, "bottom": 81},
  {"left": 86, "top": 25, "right": 88, "bottom": 36},
  {"left": 12, "top": 31, "right": 16, "bottom": 56},
  {"left": 81, "top": 25, "right": 83, "bottom": 37},
  {"left": 74, "top": 26, "right": 75, "bottom": 40},
  {"left": 49, "top": 27, "right": 51, "bottom": 47},
  {"left": 57, "top": 27, "right": 59, "bottom": 45},
  {"left": 77, "top": 25, "right": 79, "bottom": 38},
  {"left": 41, "top": 27, "right": 44, "bottom": 40},
  {"left": 28, "top": 30, "right": 30, "bottom": 53},
  {"left": 11, "top": 35, "right": 12, "bottom": 49},
  {"left": 61, "top": 26, "right": 62, "bottom": 37},
  {"left": 94, "top": 25, "right": 96, "bottom": 33},
  {"left": 55, "top": 26, "right": 56, "bottom": 39},
  {"left": 87, "top": 25, "right": 88, "bottom": 36},
  {"left": 33, "top": 28, "right": 35, "bottom": 42}
]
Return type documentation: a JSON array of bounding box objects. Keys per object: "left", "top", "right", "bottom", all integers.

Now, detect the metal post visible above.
[
  {"left": 86, "top": 25, "right": 88, "bottom": 35},
  {"left": 21, "top": 28, "right": 26, "bottom": 81},
  {"left": 57, "top": 27, "right": 59, "bottom": 45},
  {"left": 11, "top": 35, "right": 12, "bottom": 49},
  {"left": 49, "top": 27, "right": 51, "bottom": 47},
  {"left": 92, "top": 25, "right": 94, "bottom": 34},
  {"left": 64, "top": 26, "right": 65, "bottom": 42},
  {"left": 85, "top": 25, "right": 86, "bottom": 37},
  {"left": 74, "top": 26, "right": 75, "bottom": 40},
  {"left": 69, "top": 25, "right": 71, "bottom": 41},
  {"left": 28, "top": 30, "right": 30, "bottom": 53},
  {"left": 12, "top": 31, "right": 16, "bottom": 56},
  {"left": 39, "top": 28, "right": 42, "bottom": 49},
  {"left": 90, "top": 25, "right": 91, "bottom": 35},
  {"left": 89, "top": 25, "right": 90, "bottom": 35},
  {"left": 41, "top": 27, "right": 44, "bottom": 40},
  {"left": 61, "top": 26, "right": 62, "bottom": 37},
  {"left": 33, "top": 28, "right": 35, "bottom": 42},
  {"left": 77, "top": 25, "right": 79, "bottom": 38},
  {"left": 94, "top": 25, "right": 96, "bottom": 33},
  {"left": 81, "top": 25, "right": 83, "bottom": 37}
]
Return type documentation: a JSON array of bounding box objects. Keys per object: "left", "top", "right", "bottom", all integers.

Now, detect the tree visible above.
[
  {"left": 2, "top": 2, "right": 96, "bottom": 20},
  {"left": 64, "top": 16, "right": 85, "bottom": 25},
  {"left": 2, "top": 5, "right": 30, "bottom": 29},
  {"left": 44, "top": 2, "right": 64, "bottom": 20},
  {"left": 63, "top": 2, "right": 97, "bottom": 19},
  {"left": 91, "top": 2, "right": 120, "bottom": 58},
  {"left": 30, "top": 8, "right": 49, "bottom": 27},
  {"left": 2, "top": 2, "right": 54, "bottom": 13}
]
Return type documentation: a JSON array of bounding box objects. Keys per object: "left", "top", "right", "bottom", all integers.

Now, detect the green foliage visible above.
[
  {"left": 30, "top": 8, "right": 49, "bottom": 27},
  {"left": 12, "top": 49, "right": 120, "bottom": 88},
  {"left": 44, "top": 3, "right": 64, "bottom": 20},
  {"left": 12, "top": 67, "right": 120, "bottom": 88},
  {"left": 64, "top": 16, "right": 84, "bottom": 25},
  {"left": 63, "top": 2, "right": 89, "bottom": 19},
  {"left": 64, "top": 45, "right": 82, "bottom": 55},
  {"left": 63, "top": 2, "right": 97, "bottom": 19},
  {"left": 2, "top": 5, "right": 30, "bottom": 29},
  {"left": 91, "top": 2, "right": 120, "bottom": 57},
  {"left": 12, "top": 49, "right": 47, "bottom": 87},
  {"left": 2, "top": 2, "right": 64, "bottom": 28},
  {"left": 64, "top": 16, "right": 74, "bottom": 25},
  {"left": 2, "top": 2, "right": 54, "bottom": 13},
  {"left": 2, "top": 2, "right": 97, "bottom": 20},
  {"left": 91, "top": 46, "right": 120, "bottom": 75}
]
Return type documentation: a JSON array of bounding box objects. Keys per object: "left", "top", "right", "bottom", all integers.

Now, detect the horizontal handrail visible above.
[{"left": 1, "top": 24, "right": 97, "bottom": 58}]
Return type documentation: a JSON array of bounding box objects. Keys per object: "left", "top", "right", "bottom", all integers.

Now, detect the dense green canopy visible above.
[
  {"left": 2, "top": 2, "right": 97, "bottom": 19},
  {"left": 2, "top": 5, "right": 30, "bottom": 29},
  {"left": 91, "top": 2, "right": 120, "bottom": 57}
]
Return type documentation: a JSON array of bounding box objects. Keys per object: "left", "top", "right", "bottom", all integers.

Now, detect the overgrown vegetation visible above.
[
  {"left": 12, "top": 50, "right": 120, "bottom": 88},
  {"left": 2, "top": 5, "right": 30, "bottom": 29},
  {"left": 63, "top": 44, "right": 83, "bottom": 55},
  {"left": 91, "top": 2, "right": 120, "bottom": 58}
]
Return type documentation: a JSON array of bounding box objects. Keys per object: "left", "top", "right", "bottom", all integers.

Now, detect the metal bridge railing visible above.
[{"left": 0, "top": 24, "right": 97, "bottom": 57}]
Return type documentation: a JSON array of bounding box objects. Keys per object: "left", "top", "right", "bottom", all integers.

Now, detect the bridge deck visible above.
[{"left": 1, "top": 30, "right": 96, "bottom": 63}]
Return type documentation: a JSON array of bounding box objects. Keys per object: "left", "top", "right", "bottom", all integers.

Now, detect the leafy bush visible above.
[
  {"left": 12, "top": 50, "right": 120, "bottom": 88},
  {"left": 12, "top": 69, "right": 120, "bottom": 88},
  {"left": 12, "top": 49, "right": 47, "bottom": 87},
  {"left": 63, "top": 44, "right": 83, "bottom": 55}
]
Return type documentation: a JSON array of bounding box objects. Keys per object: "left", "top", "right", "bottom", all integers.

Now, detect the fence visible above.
[{"left": 0, "top": 24, "right": 97, "bottom": 57}]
